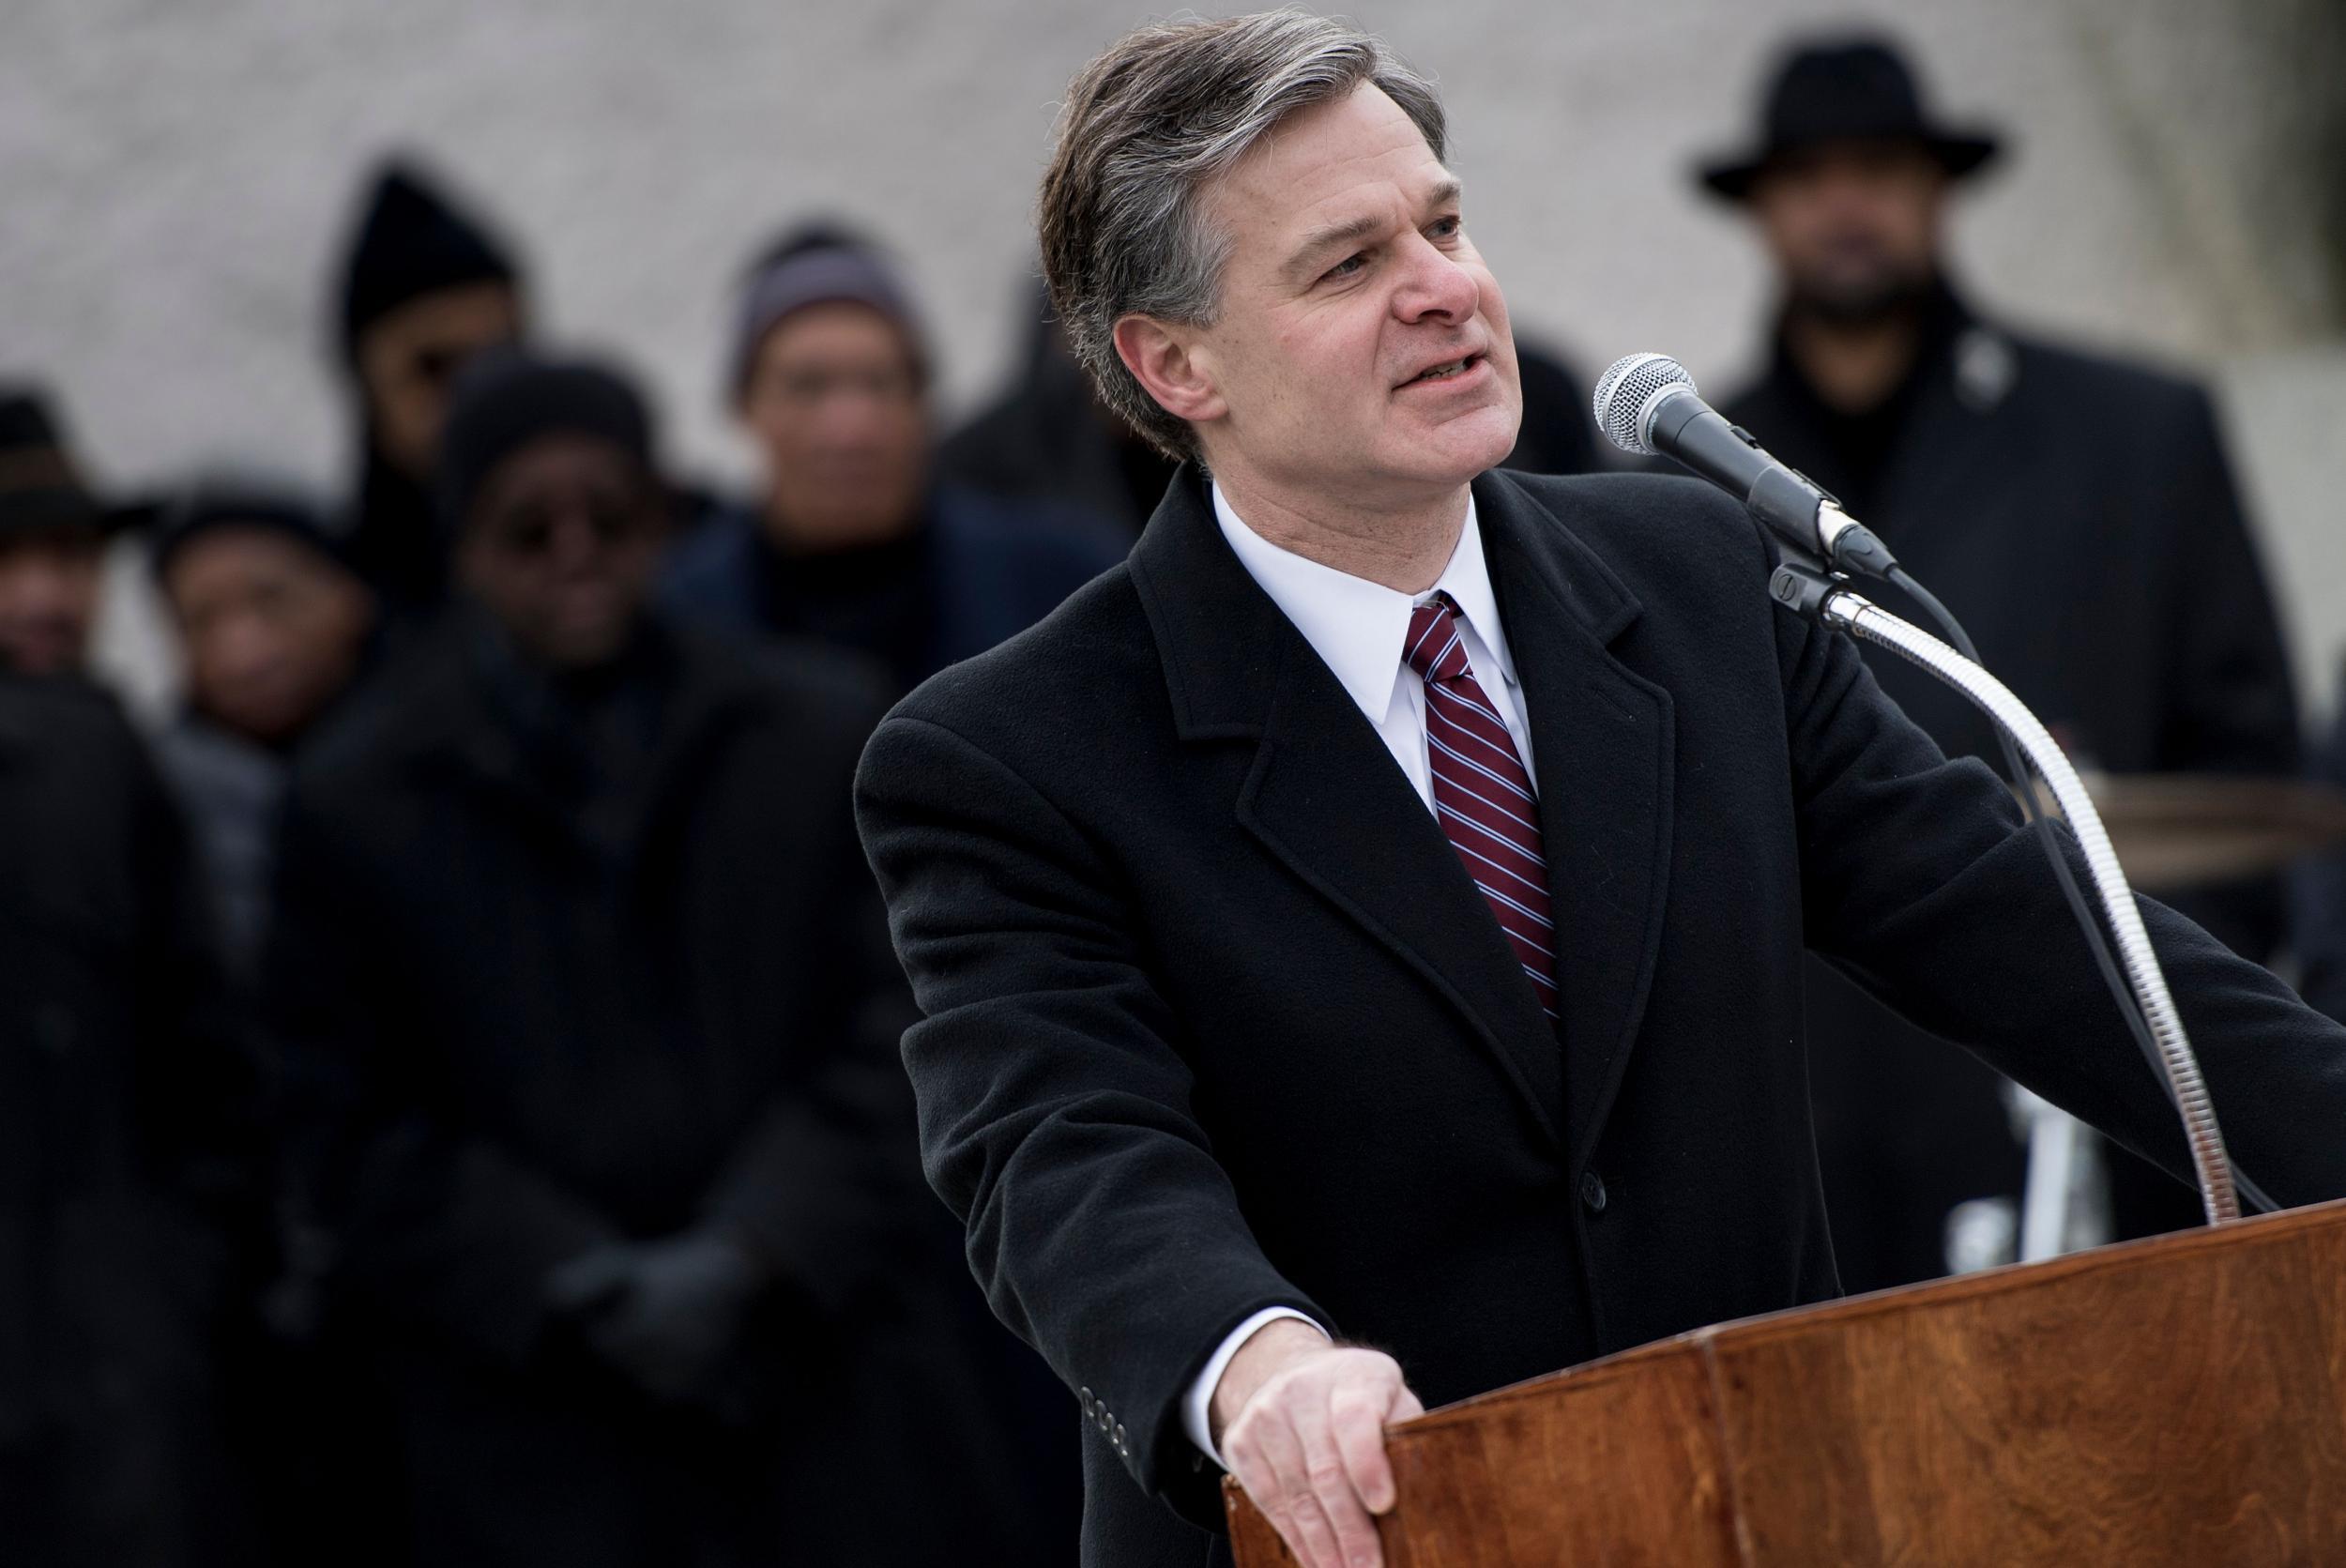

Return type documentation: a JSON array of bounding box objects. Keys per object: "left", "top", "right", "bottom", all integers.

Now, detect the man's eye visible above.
[
  {"left": 1323, "top": 253, "right": 1365, "bottom": 282},
  {"left": 1430, "top": 216, "right": 1462, "bottom": 240}
]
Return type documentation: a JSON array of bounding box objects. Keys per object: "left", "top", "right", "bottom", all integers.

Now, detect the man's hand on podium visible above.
[{"left": 1212, "top": 1317, "right": 1425, "bottom": 1568}]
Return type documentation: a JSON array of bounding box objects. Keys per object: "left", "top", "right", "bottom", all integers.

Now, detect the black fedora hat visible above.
[
  {"left": 0, "top": 386, "right": 153, "bottom": 540},
  {"left": 1697, "top": 36, "right": 2003, "bottom": 202}
]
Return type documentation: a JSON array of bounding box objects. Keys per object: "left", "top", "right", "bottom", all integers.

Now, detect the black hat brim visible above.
[
  {"left": 1696, "top": 129, "right": 2001, "bottom": 202},
  {"left": 144, "top": 481, "right": 343, "bottom": 584},
  {"left": 0, "top": 487, "right": 155, "bottom": 541}
]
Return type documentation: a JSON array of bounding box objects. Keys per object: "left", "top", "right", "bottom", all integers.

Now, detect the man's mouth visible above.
[{"left": 1403, "top": 353, "right": 1482, "bottom": 387}]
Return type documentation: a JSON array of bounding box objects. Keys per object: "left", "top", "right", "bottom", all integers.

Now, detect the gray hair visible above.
[{"left": 1038, "top": 9, "right": 1447, "bottom": 462}]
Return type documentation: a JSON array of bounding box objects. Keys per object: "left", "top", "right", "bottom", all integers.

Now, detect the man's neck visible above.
[
  {"left": 759, "top": 498, "right": 927, "bottom": 562},
  {"left": 185, "top": 705, "right": 291, "bottom": 759},
  {"left": 1781, "top": 310, "right": 1926, "bottom": 417},
  {"left": 1209, "top": 466, "right": 1468, "bottom": 595}
]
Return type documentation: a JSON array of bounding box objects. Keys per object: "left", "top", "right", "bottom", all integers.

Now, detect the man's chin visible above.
[
  {"left": 0, "top": 630, "right": 83, "bottom": 677},
  {"left": 1790, "top": 272, "right": 1935, "bottom": 328},
  {"left": 529, "top": 610, "right": 638, "bottom": 672},
  {"left": 1387, "top": 403, "right": 1521, "bottom": 485}
]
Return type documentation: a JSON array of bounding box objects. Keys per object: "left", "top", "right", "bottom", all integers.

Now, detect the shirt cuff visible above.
[{"left": 1182, "top": 1306, "right": 1328, "bottom": 1469}]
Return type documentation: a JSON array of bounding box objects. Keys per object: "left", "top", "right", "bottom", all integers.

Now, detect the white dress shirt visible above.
[
  {"left": 1211, "top": 481, "right": 1538, "bottom": 803},
  {"left": 1181, "top": 481, "right": 1540, "bottom": 1468}
]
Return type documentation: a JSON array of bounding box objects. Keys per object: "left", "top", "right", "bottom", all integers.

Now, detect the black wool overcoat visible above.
[
  {"left": 269, "top": 618, "right": 1037, "bottom": 1565},
  {"left": 855, "top": 466, "right": 2346, "bottom": 1568},
  {"left": 0, "top": 677, "right": 260, "bottom": 1566}
]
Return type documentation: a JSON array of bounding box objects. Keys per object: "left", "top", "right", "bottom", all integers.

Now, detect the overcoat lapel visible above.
[
  {"left": 1239, "top": 640, "right": 1567, "bottom": 1145},
  {"left": 1130, "top": 469, "right": 1566, "bottom": 1149},
  {"left": 1476, "top": 472, "right": 1676, "bottom": 1166}
]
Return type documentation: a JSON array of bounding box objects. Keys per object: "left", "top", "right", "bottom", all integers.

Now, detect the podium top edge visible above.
[{"left": 1391, "top": 1195, "right": 2346, "bottom": 1439}]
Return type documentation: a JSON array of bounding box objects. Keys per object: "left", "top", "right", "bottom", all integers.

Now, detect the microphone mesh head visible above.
[{"left": 1592, "top": 353, "right": 1696, "bottom": 456}]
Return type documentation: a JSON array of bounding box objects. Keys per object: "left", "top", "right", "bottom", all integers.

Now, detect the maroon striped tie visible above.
[{"left": 1404, "top": 594, "right": 1560, "bottom": 1021}]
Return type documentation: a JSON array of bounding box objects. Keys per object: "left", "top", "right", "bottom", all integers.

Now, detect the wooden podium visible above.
[{"left": 1227, "top": 1198, "right": 2346, "bottom": 1566}]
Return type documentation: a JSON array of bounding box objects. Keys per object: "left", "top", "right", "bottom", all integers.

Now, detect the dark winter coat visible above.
[
  {"left": 854, "top": 464, "right": 2346, "bottom": 1568},
  {"left": 268, "top": 615, "right": 1031, "bottom": 1565},
  {"left": 0, "top": 677, "right": 262, "bottom": 1567},
  {"left": 661, "top": 487, "right": 1123, "bottom": 693}
]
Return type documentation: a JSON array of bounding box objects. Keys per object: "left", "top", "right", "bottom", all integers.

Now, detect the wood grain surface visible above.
[{"left": 1227, "top": 1199, "right": 2346, "bottom": 1566}]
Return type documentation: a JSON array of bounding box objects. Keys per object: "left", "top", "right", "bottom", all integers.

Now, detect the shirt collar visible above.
[{"left": 1211, "top": 480, "right": 1518, "bottom": 723}]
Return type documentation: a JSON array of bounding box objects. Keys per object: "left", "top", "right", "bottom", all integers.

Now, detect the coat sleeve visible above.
[
  {"left": 855, "top": 709, "right": 1326, "bottom": 1531},
  {"left": 267, "top": 788, "right": 620, "bottom": 1372},
  {"left": 695, "top": 759, "right": 930, "bottom": 1320},
  {"left": 1771, "top": 556, "right": 2346, "bottom": 1210}
]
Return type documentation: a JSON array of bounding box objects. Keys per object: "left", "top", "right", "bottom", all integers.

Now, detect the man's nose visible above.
[
  {"left": 213, "top": 615, "right": 282, "bottom": 676},
  {"left": 541, "top": 512, "right": 610, "bottom": 574},
  {"left": 21, "top": 562, "right": 84, "bottom": 613},
  {"left": 1390, "top": 236, "right": 1478, "bottom": 324},
  {"left": 809, "top": 394, "right": 901, "bottom": 451},
  {"left": 1811, "top": 170, "right": 1889, "bottom": 221}
]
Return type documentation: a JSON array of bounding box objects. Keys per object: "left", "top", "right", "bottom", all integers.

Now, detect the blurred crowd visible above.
[{"left": 2, "top": 24, "right": 2342, "bottom": 1568}]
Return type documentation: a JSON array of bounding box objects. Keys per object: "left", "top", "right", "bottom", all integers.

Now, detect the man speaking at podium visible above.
[{"left": 853, "top": 13, "right": 2346, "bottom": 1568}]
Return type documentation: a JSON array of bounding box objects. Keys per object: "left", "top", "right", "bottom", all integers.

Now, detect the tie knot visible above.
[{"left": 1404, "top": 594, "right": 1472, "bottom": 684}]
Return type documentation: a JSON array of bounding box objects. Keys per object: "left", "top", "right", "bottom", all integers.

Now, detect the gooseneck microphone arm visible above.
[
  {"left": 1592, "top": 352, "right": 2267, "bottom": 1230},
  {"left": 1771, "top": 562, "right": 2245, "bottom": 1226}
]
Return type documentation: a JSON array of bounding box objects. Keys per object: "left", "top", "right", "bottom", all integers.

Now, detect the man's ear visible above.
[{"left": 1113, "top": 314, "right": 1226, "bottom": 426}]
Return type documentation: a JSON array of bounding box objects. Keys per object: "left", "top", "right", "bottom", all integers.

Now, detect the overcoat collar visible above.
[{"left": 1129, "top": 467, "right": 1674, "bottom": 1164}]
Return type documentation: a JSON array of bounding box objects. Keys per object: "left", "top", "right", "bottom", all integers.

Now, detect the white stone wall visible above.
[{"left": 7, "top": 0, "right": 2341, "bottom": 713}]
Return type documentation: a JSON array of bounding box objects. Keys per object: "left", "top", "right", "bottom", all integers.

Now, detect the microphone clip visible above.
[{"left": 1767, "top": 557, "right": 1848, "bottom": 622}]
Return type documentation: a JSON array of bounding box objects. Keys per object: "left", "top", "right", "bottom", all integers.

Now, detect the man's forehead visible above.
[
  {"left": 1210, "top": 86, "right": 1455, "bottom": 245},
  {"left": 379, "top": 282, "right": 517, "bottom": 335},
  {"left": 177, "top": 525, "right": 335, "bottom": 576}
]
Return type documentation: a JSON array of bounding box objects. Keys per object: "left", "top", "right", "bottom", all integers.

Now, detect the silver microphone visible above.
[{"left": 1592, "top": 353, "right": 1894, "bottom": 576}]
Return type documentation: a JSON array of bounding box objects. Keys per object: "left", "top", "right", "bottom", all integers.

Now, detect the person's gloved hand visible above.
[{"left": 543, "top": 1229, "right": 767, "bottom": 1403}]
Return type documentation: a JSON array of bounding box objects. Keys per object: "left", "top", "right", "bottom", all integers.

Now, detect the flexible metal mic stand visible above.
[{"left": 1768, "top": 558, "right": 2245, "bottom": 1237}]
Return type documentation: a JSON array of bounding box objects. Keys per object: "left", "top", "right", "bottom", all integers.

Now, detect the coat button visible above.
[
  {"left": 1079, "top": 1388, "right": 1096, "bottom": 1418},
  {"left": 1580, "top": 1171, "right": 1608, "bottom": 1213}
]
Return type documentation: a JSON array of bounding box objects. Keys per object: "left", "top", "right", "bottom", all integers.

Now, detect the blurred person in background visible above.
[
  {"left": 2302, "top": 677, "right": 2346, "bottom": 1027},
  {"left": 1701, "top": 35, "right": 2301, "bottom": 1288},
  {"left": 0, "top": 386, "right": 145, "bottom": 677},
  {"left": 664, "top": 223, "right": 1096, "bottom": 1559},
  {"left": 662, "top": 224, "right": 1121, "bottom": 693},
  {"left": 939, "top": 275, "right": 1603, "bottom": 540},
  {"left": 147, "top": 477, "right": 403, "bottom": 1568},
  {"left": 150, "top": 477, "right": 378, "bottom": 983},
  {"left": 269, "top": 349, "right": 1029, "bottom": 1566},
  {"left": 332, "top": 158, "right": 526, "bottom": 619},
  {"left": 936, "top": 279, "right": 1172, "bottom": 541},
  {"left": 0, "top": 671, "right": 266, "bottom": 1567}
]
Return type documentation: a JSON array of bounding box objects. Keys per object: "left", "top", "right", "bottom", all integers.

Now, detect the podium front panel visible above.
[{"left": 1228, "top": 1199, "right": 2346, "bottom": 1566}]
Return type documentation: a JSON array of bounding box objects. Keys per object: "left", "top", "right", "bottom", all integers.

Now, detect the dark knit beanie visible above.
[
  {"left": 149, "top": 470, "right": 352, "bottom": 584},
  {"left": 727, "top": 225, "right": 927, "bottom": 401},
  {"left": 436, "top": 349, "right": 653, "bottom": 533},
  {"left": 336, "top": 158, "right": 522, "bottom": 363}
]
